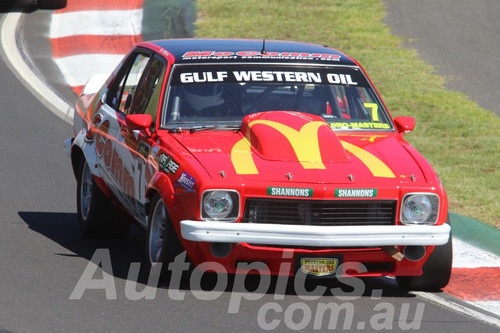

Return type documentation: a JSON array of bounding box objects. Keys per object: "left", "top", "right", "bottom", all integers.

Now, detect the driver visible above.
[{"left": 182, "top": 84, "right": 225, "bottom": 116}]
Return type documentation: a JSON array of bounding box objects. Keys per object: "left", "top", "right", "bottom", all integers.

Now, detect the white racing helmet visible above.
[{"left": 183, "top": 84, "right": 224, "bottom": 111}]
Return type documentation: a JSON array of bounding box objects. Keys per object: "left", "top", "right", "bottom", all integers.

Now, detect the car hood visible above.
[{"left": 171, "top": 111, "right": 430, "bottom": 186}]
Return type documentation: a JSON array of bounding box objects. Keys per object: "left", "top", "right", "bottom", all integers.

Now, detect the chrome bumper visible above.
[{"left": 180, "top": 221, "right": 451, "bottom": 247}]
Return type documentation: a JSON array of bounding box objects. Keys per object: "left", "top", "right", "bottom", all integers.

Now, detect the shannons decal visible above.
[
  {"left": 335, "top": 189, "right": 378, "bottom": 198},
  {"left": 268, "top": 187, "right": 313, "bottom": 197},
  {"left": 230, "top": 119, "right": 395, "bottom": 178}
]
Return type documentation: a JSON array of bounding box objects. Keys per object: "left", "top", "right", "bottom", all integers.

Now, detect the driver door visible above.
[
  {"left": 95, "top": 50, "right": 167, "bottom": 225},
  {"left": 123, "top": 55, "right": 168, "bottom": 223}
]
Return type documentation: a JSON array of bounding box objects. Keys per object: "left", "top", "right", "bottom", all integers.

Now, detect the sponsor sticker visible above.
[
  {"left": 137, "top": 142, "right": 150, "bottom": 160},
  {"left": 172, "top": 65, "right": 367, "bottom": 87},
  {"left": 151, "top": 145, "right": 160, "bottom": 157},
  {"left": 268, "top": 187, "right": 313, "bottom": 197},
  {"left": 158, "top": 153, "right": 179, "bottom": 174},
  {"left": 300, "top": 258, "right": 339, "bottom": 276},
  {"left": 335, "top": 189, "right": 378, "bottom": 198},
  {"left": 330, "top": 122, "right": 391, "bottom": 129},
  {"left": 177, "top": 172, "right": 196, "bottom": 191},
  {"left": 182, "top": 50, "right": 341, "bottom": 61},
  {"left": 178, "top": 71, "right": 358, "bottom": 85}
]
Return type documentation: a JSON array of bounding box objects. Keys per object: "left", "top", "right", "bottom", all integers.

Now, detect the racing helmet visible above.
[{"left": 183, "top": 84, "right": 224, "bottom": 111}]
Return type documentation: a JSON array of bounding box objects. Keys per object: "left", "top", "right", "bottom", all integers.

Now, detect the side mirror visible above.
[
  {"left": 126, "top": 114, "right": 153, "bottom": 132},
  {"left": 394, "top": 116, "right": 415, "bottom": 134}
]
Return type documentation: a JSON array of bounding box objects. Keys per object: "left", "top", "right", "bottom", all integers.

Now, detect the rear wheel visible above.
[
  {"left": 397, "top": 217, "right": 453, "bottom": 291},
  {"left": 76, "top": 159, "right": 130, "bottom": 238}
]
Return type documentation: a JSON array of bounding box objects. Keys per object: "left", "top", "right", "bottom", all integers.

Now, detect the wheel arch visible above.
[
  {"left": 145, "top": 174, "right": 177, "bottom": 232},
  {"left": 71, "top": 131, "right": 102, "bottom": 178},
  {"left": 70, "top": 145, "right": 84, "bottom": 179},
  {"left": 145, "top": 188, "right": 159, "bottom": 219},
  {"left": 146, "top": 172, "right": 175, "bottom": 209},
  {"left": 396, "top": 214, "right": 453, "bottom": 290}
]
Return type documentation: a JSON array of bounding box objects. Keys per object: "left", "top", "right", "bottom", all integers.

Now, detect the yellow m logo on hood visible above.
[{"left": 230, "top": 119, "right": 395, "bottom": 178}]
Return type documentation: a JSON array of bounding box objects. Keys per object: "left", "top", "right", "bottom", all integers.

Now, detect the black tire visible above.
[
  {"left": 396, "top": 217, "right": 453, "bottom": 291},
  {"left": 146, "top": 193, "right": 185, "bottom": 279},
  {"left": 37, "top": 0, "right": 67, "bottom": 9},
  {"left": 76, "top": 158, "right": 130, "bottom": 238}
]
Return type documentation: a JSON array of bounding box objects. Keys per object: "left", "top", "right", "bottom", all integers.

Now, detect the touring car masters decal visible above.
[{"left": 301, "top": 258, "right": 339, "bottom": 276}]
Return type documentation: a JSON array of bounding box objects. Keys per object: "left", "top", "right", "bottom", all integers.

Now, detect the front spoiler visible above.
[{"left": 180, "top": 221, "right": 451, "bottom": 247}]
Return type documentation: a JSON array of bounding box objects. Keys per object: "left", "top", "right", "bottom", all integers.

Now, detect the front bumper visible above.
[{"left": 180, "top": 221, "right": 450, "bottom": 247}]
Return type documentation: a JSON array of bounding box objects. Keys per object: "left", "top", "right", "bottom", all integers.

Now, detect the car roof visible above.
[{"left": 143, "top": 38, "right": 357, "bottom": 66}]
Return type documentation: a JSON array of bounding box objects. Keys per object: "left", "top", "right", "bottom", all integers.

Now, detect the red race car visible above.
[{"left": 65, "top": 39, "right": 452, "bottom": 290}]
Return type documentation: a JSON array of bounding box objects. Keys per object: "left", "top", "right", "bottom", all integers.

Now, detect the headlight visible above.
[
  {"left": 201, "top": 190, "right": 240, "bottom": 221},
  {"left": 400, "top": 193, "right": 439, "bottom": 225}
]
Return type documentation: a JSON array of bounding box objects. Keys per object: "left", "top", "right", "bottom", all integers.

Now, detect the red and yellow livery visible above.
[{"left": 65, "top": 39, "right": 452, "bottom": 290}]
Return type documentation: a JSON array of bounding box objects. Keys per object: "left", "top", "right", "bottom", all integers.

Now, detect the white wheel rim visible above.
[
  {"left": 80, "top": 162, "right": 93, "bottom": 220},
  {"left": 149, "top": 198, "right": 167, "bottom": 263}
]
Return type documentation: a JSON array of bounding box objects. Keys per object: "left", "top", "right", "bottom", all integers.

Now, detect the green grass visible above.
[{"left": 195, "top": 0, "right": 500, "bottom": 228}]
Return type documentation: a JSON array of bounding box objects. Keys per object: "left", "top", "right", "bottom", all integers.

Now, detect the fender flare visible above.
[
  {"left": 146, "top": 172, "right": 175, "bottom": 208},
  {"left": 70, "top": 130, "right": 102, "bottom": 179},
  {"left": 144, "top": 172, "right": 176, "bottom": 232}
]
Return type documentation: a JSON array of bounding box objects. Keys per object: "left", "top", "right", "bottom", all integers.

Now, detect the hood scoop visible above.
[{"left": 240, "top": 111, "right": 348, "bottom": 167}]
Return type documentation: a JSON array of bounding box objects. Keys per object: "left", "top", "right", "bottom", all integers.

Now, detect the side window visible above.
[
  {"left": 129, "top": 57, "right": 166, "bottom": 130},
  {"left": 107, "top": 53, "right": 151, "bottom": 114}
]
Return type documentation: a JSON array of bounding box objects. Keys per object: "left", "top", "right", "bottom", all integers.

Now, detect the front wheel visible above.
[
  {"left": 76, "top": 158, "right": 130, "bottom": 238},
  {"left": 397, "top": 217, "right": 453, "bottom": 291},
  {"left": 146, "top": 194, "right": 184, "bottom": 278}
]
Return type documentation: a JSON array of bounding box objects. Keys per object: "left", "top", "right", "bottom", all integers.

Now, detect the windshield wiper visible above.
[{"left": 189, "top": 125, "right": 240, "bottom": 133}]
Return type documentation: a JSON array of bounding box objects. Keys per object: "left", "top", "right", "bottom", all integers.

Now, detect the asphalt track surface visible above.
[
  {"left": 0, "top": 4, "right": 499, "bottom": 333},
  {"left": 384, "top": 0, "right": 500, "bottom": 117}
]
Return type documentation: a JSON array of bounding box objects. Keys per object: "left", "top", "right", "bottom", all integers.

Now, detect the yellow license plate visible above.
[{"left": 300, "top": 258, "right": 339, "bottom": 276}]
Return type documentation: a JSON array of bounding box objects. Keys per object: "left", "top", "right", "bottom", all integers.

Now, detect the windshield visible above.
[{"left": 162, "top": 64, "right": 393, "bottom": 131}]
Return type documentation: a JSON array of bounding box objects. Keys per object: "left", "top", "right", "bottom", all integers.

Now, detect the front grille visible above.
[{"left": 243, "top": 198, "right": 397, "bottom": 226}]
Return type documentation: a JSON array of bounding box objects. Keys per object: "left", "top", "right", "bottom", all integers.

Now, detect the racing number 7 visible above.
[{"left": 363, "top": 103, "right": 379, "bottom": 122}]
